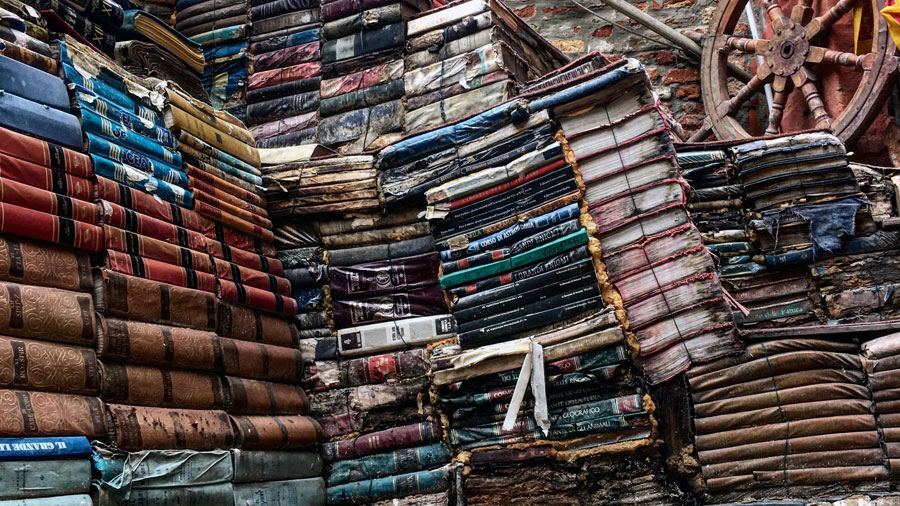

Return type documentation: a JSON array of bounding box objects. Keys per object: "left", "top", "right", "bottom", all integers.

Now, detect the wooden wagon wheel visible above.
[{"left": 696, "top": 0, "right": 900, "bottom": 145}]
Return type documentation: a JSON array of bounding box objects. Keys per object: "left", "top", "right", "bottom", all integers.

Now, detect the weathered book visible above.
[
  {"left": 0, "top": 336, "right": 98, "bottom": 394},
  {"left": 337, "top": 315, "right": 456, "bottom": 357},
  {"left": 213, "top": 258, "right": 291, "bottom": 296},
  {"left": 207, "top": 240, "right": 282, "bottom": 277},
  {"left": 231, "top": 414, "right": 321, "bottom": 449},
  {"left": 326, "top": 465, "right": 450, "bottom": 504},
  {"left": 0, "top": 280, "right": 95, "bottom": 345},
  {"left": 602, "top": 223, "right": 703, "bottom": 279},
  {"left": 248, "top": 61, "right": 320, "bottom": 90},
  {"left": 317, "top": 404, "right": 436, "bottom": 441},
  {"left": 0, "top": 459, "right": 90, "bottom": 499},
  {"left": 0, "top": 52, "right": 70, "bottom": 110},
  {"left": 220, "top": 338, "right": 302, "bottom": 383},
  {"left": 329, "top": 442, "right": 452, "bottom": 486},
  {"left": 93, "top": 269, "right": 218, "bottom": 330},
  {"left": 107, "top": 404, "right": 234, "bottom": 450},
  {"left": 328, "top": 253, "right": 439, "bottom": 299},
  {"left": 164, "top": 105, "right": 260, "bottom": 168},
  {"left": 304, "top": 349, "right": 428, "bottom": 391},
  {"left": 246, "top": 91, "right": 319, "bottom": 127},
  {"left": 94, "top": 176, "right": 213, "bottom": 235},
  {"left": 612, "top": 247, "right": 715, "bottom": 303},
  {"left": 206, "top": 222, "right": 277, "bottom": 258},
  {"left": 232, "top": 477, "right": 324, "bottom": 506},
  {"left": 194, "top": 200, "right": 273, "bottom": 242},
  {"left": 92, "top": 442, "right": 232, "bottom": 489},
  {"left": 331, "top": 285, "right": 447, "bottom": 328},
  {"left": 0, "top": 436, "right": 91, "bottom": 460},
  {"left": 232, "top": 450, "right": 322, "bottom": 483},
  {"left": 226, "top": 377, "right": 308, "bottom": 415},
  {"left": 91, "top": 155, "right": 193, "bottom": 207},
  {"left": 97, "top": 317, "right": 221, "bottom": 371},
  {"left": 250, "top": 9, "right": 319, "bottom": 38},
  {"left": 217, "top": 302, "right": 298, "bottom": 347},
  {"left": 0, "top": 125, "right": 90, "bottom": 178},
  {"left": 321, "top": 78, "right": 404, "bottom": 117},
  {"left": 93, "top": 484, "right": 234, "bottom": 505},
  {"left": 98, "top": 201, "right": 206, "bottom": 254},
  {"left": 101, "top": 250, "right": 216, "bottom": 293},
  {"left": 100, "top": 362, "right": 227, "bottom": 409},
  {"left": 177, "top": 131, "right": 262, "bottom": 187},
  {"left": 218, "top": 279, "right": 298, "bottom": 317},
  {"left": 321, "top": 422, "right": 443, "bottom": 461},
  {"left": 309, "top": 378, "right": 429, "bottom": 418},
  {"left": 0, "top": 152, "right": 93, "bottom": 202},
  {"left": 187, "top": 165, "right": 265, "bottom": 208},
  {"left": 0, "top": 235, "right": 91, "bottom": 292},
  {"left": 595, "top": 206, "right": 691, "bottom": 255},
  {"left": 0, "top": 389, "right": 106, "bottom": 438},
  {"left": 103, "top": 226, "right": 212, "bottom": 273},
  {"left": 329, "top": 236, "right": 436, "bottom": 267}
]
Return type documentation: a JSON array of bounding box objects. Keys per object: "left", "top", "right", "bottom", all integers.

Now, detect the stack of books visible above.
[{"left": 245, "top": 0, "right": 321, "bottom": 147}]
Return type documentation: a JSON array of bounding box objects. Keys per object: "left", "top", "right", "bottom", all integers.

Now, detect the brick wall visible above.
[{"left": 509, "top": 0, "right": 713, "bottom": 135}]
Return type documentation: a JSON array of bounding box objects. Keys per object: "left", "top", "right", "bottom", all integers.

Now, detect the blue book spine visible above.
[
  {"left": 91, "top": 155, "right": 193, "bottom": 208},
  {"left": 80, "top": 109, "right": 182, "bottom": 167},
  {"left": 85, "top": 133, "right": 189, "bottom": 189},
  {"left": 0, "top": 437, "right": 91, "bottom": 460}
]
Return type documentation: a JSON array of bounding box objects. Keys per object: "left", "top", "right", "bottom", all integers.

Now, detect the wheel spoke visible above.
[
  {"left": 791, "top": 0, "right": 815, "bottom": 24},
  {"left": 725, "top": 36, "right": 768, "bottom": 54},
  {"left": 716, "top": 68, "right": 774, "bottom": 118},
  {"left": 763, "top": 0, "right": 790, "bottom": 30},
  {"left": 805, "top": 0, "right": 858, "bottom": 38},
  {"left": 792, "top": 68, "right": 833, "bottom": 129},
  {"left": 808, "top": 46, "right": 875, "bottom": 69},
  {"left": 766, "top": 77, "right": 791, "bottom": 134}
]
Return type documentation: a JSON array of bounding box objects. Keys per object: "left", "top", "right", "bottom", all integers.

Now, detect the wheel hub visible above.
[{"left": 767, "top": 20, "right": 809, "bottom": 76}]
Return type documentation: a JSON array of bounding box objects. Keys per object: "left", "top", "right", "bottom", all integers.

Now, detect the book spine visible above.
[
  {"left": 91, "top": 156, "right": 193, "bottom": 208},
  {"left": 0, "top": 390, "right": 106, "bottom": 438},
  {"left": 328, "top": 442, "right": 452, "bottom": 486},
  {"left": 226, "top": 377, "right": 308, "bottom": 415},
  {"left": 95, "top": 269, "right": 218, "bottom": 330},
  {"left": 99, "top": 318, "right": 223, "bottom": 371},
  {"left": 232, "top": 450, "right": 322, "bottom": 483},
  {"left": 216, "top": 279, "right": 297, "bottom": 317},
  {"left": 331, "top": 286, "right": 447, "bottom": 328},
  {"left": 104, "top": 250, "right": 217, "bottom": 292},
  {"left": 0, "top": 125, "right": 90, "bottom": 177},
  {"left": 100, "top": 362, "right": 228, "bottom": 410},
  {"left": 0, "top": 436, "right": 91, "bottom": 460},
  {"left": 167, "top": 106, "right": 260, "bottom": 168},
  {"left": 326, "top": 466, "right": 450, "bottom": 504},
  {"left": 93, "top": 484, "right": 233, "bottom": 505},
  {"left": 0, "top": 235, "right": 92, "bottom": 292},
  {"left": 94, "top": 177, "right": 212, "bottom": 234},
  {"left": 0, "top": 280, "right": 95, "bottom": 345},
  {"left": 323, "top": 422, "right": 442, "bottom": 461},
  {"left": 337, "top": 315, "right": 456, "bottom": 357},
  {"left": 216, "top": 302, "right": 298, "bottom": 347},
  {"left": 107, "top": 404, "right": 234, "bottom": 451},
  {"left": 207, "top": 222, "right": 277, "bottom": 257},
  {"left": 233, "top": 478, "right": 325, "bottom": 506},
  {"left": 98, "top": 201, "right": 208, "bottom": 252},
  {"left": 0, "top": 459, "right": 90, "bottom": 499},
  {"left": 213, "top": 258, "right": 291, "bottom": 296},
  {"left": 328, "top": 252, "right": 440, "bottom": 298},
  {"left": 0, "top": 336, "right": 98, "bottom": 394},
  {"left": 103, "top": 226, "right": 213, "bottom": 273},
  {"left": 231, "top": 414, "right": 321, "bottom": 449}
]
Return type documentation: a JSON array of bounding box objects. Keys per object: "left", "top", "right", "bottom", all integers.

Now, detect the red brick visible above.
[
  {"left": 646, "top": 68, "right": 659, "bottom": 82},
  {"left": 514, "top": 4, "right": 536, "bottom": 18},
  {"left": 663, "top": 68, "right": 700, "bottom": 84},
  {"left": 679, "top": 114, "right": 706, "bottom": 129},
  {"left": 592, "top": 25, "right": 614, "bottom": 37},
  {"left": 652, "top": 0, "right": 660, "bottom": 8},
  {"left": 543, "top": 6, "right": 578, "bottom": 13},
  {"left": 684, "top": 101, "right": 706, "bottom": 115},
  {"left": 573, "top": 26, "right": 580, "bottom": 33},
  {"left": 676, "top": 84, "right": 701, "bottom": 99},
  {"left": 638, "top": 50, "right": 675, "bottom": 65}
]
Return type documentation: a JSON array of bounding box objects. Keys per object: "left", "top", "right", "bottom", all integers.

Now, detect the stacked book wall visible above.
[
  {"left": 0, "top": 21, "right": 103, "bottom": 506},
  {"left": 402, "top": 0, "right": 566, "bottom": 134},
  {"left": 374, "top": 52, "right": 733, "bottom": 504},
  {"left": 174, "top": 0, "right": 250, "bottom": 119},
  {"left": 246, "top": 0, "right": 321, "bottom": 148},
  {"left": 0, "top": 18, "right": 324, "bottom": 502},
  {"left": 263, "top": 147, "right": 458, "bottom": 503},
  {"left": 316, "top": 0, "right": 432, "bottom": 153},
  {"left": 675, "top": 132, "right": 900, "bottom": 332}
]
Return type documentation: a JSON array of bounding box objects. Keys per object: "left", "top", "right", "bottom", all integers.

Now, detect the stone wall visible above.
[{"left": 510, "top": 0, "right": 713, "bottom": 134}]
